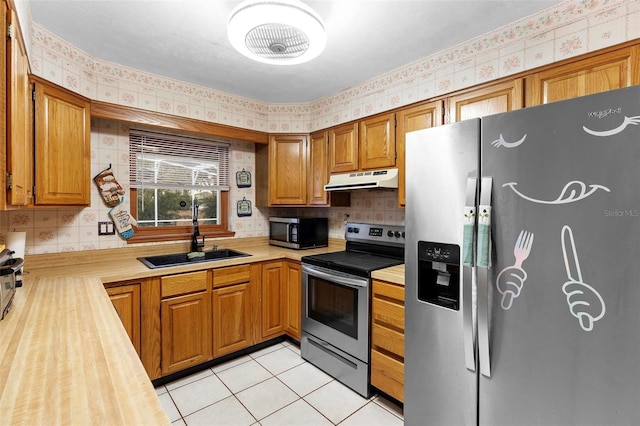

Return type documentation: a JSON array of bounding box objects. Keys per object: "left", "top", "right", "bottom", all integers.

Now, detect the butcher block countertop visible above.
[
  {"left": 0, "top": 237, "right": 346, "bottom": 425},
  {"left": 372, "top": 264, "right": 405, "bottom": 286}
]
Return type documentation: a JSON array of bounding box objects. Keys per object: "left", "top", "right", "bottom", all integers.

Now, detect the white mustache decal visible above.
[
  {"left": 583, "top": 115, "right": 640, "bottom": 137},
  {"left": 491, "top": 134, "right": 527, "bottom": 148},
  {"left": 502, "top": 181, "right": 610, "bottom": 205}
]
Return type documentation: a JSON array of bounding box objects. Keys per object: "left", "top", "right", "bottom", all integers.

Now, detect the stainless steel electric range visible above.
[{"left": 300, "top": 222, "right": 405, "bottom": 397}]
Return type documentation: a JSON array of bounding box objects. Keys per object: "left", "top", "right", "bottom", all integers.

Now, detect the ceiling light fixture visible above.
[{"left": 227, "top": 0, "right": 326, "bottom": 65}]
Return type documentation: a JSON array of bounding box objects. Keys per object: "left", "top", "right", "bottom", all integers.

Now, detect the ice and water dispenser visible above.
[{"left": 417, "top": 241, "right": 460, "bottom": 310}]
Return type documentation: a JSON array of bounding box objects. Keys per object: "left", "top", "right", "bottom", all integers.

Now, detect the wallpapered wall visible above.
[{"left": 0, "top": 0, "right": 638, "bottom": 255}]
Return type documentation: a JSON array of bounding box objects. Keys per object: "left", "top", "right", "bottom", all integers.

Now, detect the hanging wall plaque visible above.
[
  {"left": 237, "top": 197, "right": 252, "bottom": 217},
  {"left": 236, "top": 168, "right": 252, "bottom": 188}
]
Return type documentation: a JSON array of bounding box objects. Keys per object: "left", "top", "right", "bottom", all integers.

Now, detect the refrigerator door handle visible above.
[
  {"left": 477, "top": 177, "right": 493, "bottom": 377},
  {"left": 462, "top": 177, "right": 477, "bottom": 372}
]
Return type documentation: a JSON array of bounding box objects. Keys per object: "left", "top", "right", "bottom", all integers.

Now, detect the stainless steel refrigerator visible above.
[{"left": 404, "top": 85, "right": 640, "bottom": 425}]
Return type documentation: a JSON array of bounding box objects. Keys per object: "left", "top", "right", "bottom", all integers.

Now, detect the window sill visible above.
[{"left": 126, "top": 229, "right": 236, "bottom": 244}]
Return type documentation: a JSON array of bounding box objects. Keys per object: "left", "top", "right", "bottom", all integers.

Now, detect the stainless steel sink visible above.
[{"left": 138, "top": 249, "right": 251, "bottom": 269}]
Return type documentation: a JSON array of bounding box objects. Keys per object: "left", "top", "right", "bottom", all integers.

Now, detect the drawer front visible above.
[
  {"left": 371, "top": 349, "right": 404, "bottom": 402},
  {"left": 371, "top": 298, "right": 404, "bottom": 331},
  {"left": 161, "top": 270, "right": 208, "bottom": 298},
  {"left": 213, "top": 264, "right": 251, "bottom": 288},
  {"left": 372, "top": 323, "right": 404, "bottom": 357},
  {"left": 372, "top": 280, "right": 404, "bottom": 302}
]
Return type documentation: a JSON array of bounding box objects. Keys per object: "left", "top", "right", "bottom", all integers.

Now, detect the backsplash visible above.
[{"left": 0, "top": 119, "right": 403, "bottom": 254}]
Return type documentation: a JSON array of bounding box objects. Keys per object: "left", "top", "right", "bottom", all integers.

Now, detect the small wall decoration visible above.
[
  {"left": 237, "top": 197, "right": 252, "bottom": 217},
  {"left": 236, "top": 168, "right": 252, "bottom": 188},
  {"left": 93, "top": 164, "right": 135, "bottom": 240}
]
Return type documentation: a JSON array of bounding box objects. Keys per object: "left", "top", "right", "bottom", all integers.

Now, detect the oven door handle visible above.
[{"left": 302, "top": 264, "right": 369, "bottom": 289}]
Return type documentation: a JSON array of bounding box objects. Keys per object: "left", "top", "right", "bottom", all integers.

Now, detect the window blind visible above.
[{"left": 129, "top": 129, "right": 230, "bottom": 191}]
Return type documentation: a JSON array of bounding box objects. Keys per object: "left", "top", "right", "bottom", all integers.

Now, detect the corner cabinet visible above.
[
  {"left": 32, "top": 78, "right": 91, "bottom": 206},
  {"left": 105, "top": 282, "right": 142, "bottom": 357}
]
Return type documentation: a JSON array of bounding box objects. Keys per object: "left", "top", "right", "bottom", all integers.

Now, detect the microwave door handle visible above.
[
  {"left": 302, "top": 265, "right": 368, "bottom": 289},
  {"left": 462, "top": 177, "right": 478, "bottom": 372}
]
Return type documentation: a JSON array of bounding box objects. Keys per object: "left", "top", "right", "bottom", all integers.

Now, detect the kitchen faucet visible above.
[{"left": 190, "top": 198, "right": 205, "bottom": 252}]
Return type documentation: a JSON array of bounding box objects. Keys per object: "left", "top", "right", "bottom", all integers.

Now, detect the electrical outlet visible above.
[{"left": 98, "top": 221, "right": 116, "bottom": 235}]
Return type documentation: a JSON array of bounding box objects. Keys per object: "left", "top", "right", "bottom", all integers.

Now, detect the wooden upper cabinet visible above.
[
  {"left": 33, "top": 79, "right": 91, "bottom": 205},
  {"left": 396, "top": 101, "right": 444, "bottom": 206},
  {"left": 525, "top": 45, "right": 640, "bottom": 106},
  {"left": 359, "top": 112, "right": 396, "bottom": 170},
  {"left": 329, "top": 122, "right": 358, "bottom": 173},
  {"left": 309, "top": 130, "right": 329, "bottom": 206},
  {"left": 448, "top": 79, "right": 524, "bottom": 122},
  {"left": 6, "top": 10, "right": 32, "bottom": 207},
  {"left": 267, "top": 134, "right": 308, "bottom": 205}
]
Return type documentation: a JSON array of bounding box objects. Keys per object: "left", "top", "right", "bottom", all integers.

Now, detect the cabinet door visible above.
[
  {"left": 396, "top": 101, "right": 444, "bottom": 206},
  {"left": 6, "top": 10, "right": 32, "bottom": 207},
  {"left": 525, "top": 45, "right": 640, "bottom": 106},
  {"left": 161, "top": 291, "right": 212, "bottom": 375},
  {"left": 106, "top": 283, "right": 141, "bottom": 357},
  {"left": 359, "top": 113, "right": 396, "bottom": 170},
  {"left": 268, "top": 134, "right": 308, "bottom": 205},
  {"left": 329, "top": 122, "right": 358, "bottom": 173},
  {"left": 448, "top": 79, "right": 524, "bottom": 122},
  {"left": 212, "top": 283, "right": 252, "bottom": 358},
  {"left": 284, "top": 262, "right": 302, "bottom": 341},
  {"left": 261, "top": 261, "right": 285, "bottom": 338},
  {"left": 309, "top": 131, "right": 329, "bottom": 206},
  {"left": 33, "top": 80, "right": 91, "bottom": 205}
]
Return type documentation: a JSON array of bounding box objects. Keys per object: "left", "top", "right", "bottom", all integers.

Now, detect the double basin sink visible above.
[{"left": 138, "top": 249, "right": 251, "bottom": 269}]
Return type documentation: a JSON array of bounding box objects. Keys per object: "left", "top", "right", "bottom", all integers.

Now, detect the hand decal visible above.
[
  {"left": 561, "top": 226, "right": 606, "bottom": 331},
  {"left": 496, "top": 230, "right": 534, "bottom": 310}
]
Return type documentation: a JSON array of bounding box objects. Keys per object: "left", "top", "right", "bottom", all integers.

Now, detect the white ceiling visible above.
[{"left": 28, "top": 0, "right": 561, "bottom": 104}]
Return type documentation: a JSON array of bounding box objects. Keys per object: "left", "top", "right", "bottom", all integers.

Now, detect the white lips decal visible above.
[
  {"left": 502, "top": 181, "right": 610, "bottom": 205},
  {"left": 583, "top": 115, "right": 640, "bottom": 137}
]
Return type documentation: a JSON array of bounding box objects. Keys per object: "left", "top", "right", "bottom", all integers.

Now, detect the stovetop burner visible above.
[{"left": 301, "top": 222, "right": 405, "bottom": 277}]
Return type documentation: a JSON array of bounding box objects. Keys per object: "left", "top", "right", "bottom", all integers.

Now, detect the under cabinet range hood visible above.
[{"left": 324, "top": 168, "right": 398, "bottom": 191}]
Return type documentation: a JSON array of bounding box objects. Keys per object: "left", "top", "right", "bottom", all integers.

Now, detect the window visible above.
[{"left": 128, "top": 129, "right": 234, "bottom": 243}]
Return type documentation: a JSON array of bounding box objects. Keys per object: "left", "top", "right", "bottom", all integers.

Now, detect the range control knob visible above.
[
  {"left": 347, "top": 227, "right": 353, "bottom": 233},
  {"left": 394, "top": 231, "right": 401, "bottom": 238},
  {"left": 387, "top": 230, "right": 394, "bottom": 237},
  {"left": 353, "top": 228, "right": 359, "bottom": 233},
  {"left": 402, "top": 231, "right": 406, "bottom": 238}
]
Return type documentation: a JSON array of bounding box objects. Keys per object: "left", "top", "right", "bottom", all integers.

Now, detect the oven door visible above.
[{"left": 301, "top": 263, "right": 369, "bottom": 362}]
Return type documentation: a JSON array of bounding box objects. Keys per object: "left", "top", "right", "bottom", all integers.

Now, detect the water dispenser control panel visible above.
[{"left": 417, "top": 241, "right": 460, "bottom": 310}]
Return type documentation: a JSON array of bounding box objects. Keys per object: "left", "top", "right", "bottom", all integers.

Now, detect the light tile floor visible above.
[{"left": 155, "top": 341, "right": 404, "bottom": 426}]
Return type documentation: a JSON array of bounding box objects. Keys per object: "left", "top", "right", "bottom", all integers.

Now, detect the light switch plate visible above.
[{"left": 98, "top": 221, "right": 116, "bottom": 235}]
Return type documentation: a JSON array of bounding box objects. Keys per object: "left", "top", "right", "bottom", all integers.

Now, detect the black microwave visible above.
[{"left": 269, "top": 217, "right": 328, "bottom": 250}]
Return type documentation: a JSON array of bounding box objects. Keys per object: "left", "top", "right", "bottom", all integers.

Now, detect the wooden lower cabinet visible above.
[
  {"left": 212, "top": 264, "right": 257, "bottom": 357},
  {"left": 284, "top": 261, "right": 302, "bottom": 341},
  {"left": 105, "top": 283, "right": 141, "bottom": 357},
  {"left": 160, "top": 271, "right": 212, "bottom": 376},
  {"left": 261, "top": 261, "right": 286, "bottom": 338},
  {"left": 370, "top": 279, "right": 405, "bottom": 402}
]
